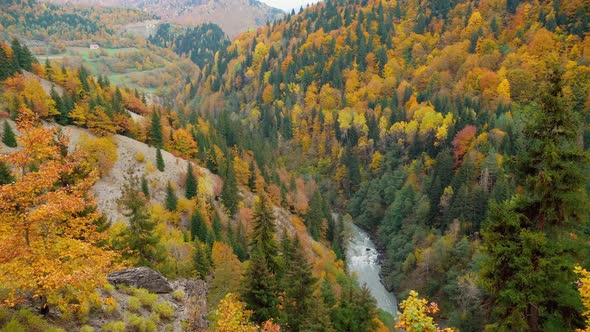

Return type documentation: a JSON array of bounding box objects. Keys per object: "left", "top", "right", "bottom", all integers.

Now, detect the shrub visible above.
[
  {"left": 79, "top": 325, "right": 94, "bottom": 332},
  {"left": 127, "top": 314, "right": 156, "bottom": 332},
  {"left": 77, "top": 134, "right": 118, "bottom": 176},
  {"left": 1, "top": 319, "right": 25, "bottom": 332},
  {"left": 128, "top": 297, "right": 141, "bottom": 312},
  {"left": 135, "top": 152, "right": 145, "bottom": 163},
  {"left": 172, "top": 289, "right": 185, "bottom": 302},
  {"left": 132, "top": 288, "right": 157, "bottom": 308},
  {"left": 102, "top": 321, "right": 125, "bottom": 332},
  {"left": 153, "top": 302, "right": 175, "bottom": 320}
]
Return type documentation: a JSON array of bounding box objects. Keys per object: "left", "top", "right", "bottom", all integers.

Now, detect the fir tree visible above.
[
  {"left": 284, "top": 236, "right": 318, "bottom": 332},
  {"left": 0, "top": 161, "right": 14, "bottom": 185},
  {"left": 117, "top": 173, "right": 163, "bottom": 267},
  {"left": 141, "top": 175, "right": 150, "bottom": 198},
  {"left": 481, "top": 69, "right": 589, "bottom": 330},
  {"left": 250, "top": 194, "right": 279, "bottom": 273},
  {"left": 165, "top": 182, "right": 178, "bottom": 211},
  {"left": 190, "top": 208, "right": 208, "bottom": 242},
  {"left": 156, "top": 147, "right": 165, "bottom": 171},
  {"left": 2, "top": 121, "right": 17, "bottom": 148},
  {"left": 221, "top": 158, "right": 239, "bottom": 216},
  {"left": 242, "top": 246, "right": 280, "bottom": 323},
  {"left": 185, "top": 161, "right": 197, "bottom": 199},
  {"left": 150, "top": 111, "right": 163, "bottom": 147},
  {"left": 193, "top": 240, "right": 211, "bottom": 278}
]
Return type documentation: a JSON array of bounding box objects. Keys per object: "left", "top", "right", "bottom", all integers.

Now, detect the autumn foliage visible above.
[{"left": 0, "top": 110, "right": 118, "bottom": 315}]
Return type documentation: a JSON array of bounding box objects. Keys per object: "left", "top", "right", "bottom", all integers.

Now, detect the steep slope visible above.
[{"left": 43, "top": 0, "right": 285, "bottom": 37}]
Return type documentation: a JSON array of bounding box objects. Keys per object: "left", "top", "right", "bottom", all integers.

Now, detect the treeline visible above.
[
  {"left": 0, "top": 39, "right": 36, "bottom": 81},
  {"left": 149, "top": 23, "right": 231, "bottom": 69}
]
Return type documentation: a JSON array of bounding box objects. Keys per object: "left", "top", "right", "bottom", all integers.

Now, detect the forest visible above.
[{"left": 0, "top": 0, "right": 589, "bottom": 330}]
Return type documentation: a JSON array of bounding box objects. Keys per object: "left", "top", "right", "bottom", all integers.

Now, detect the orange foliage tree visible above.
[{"left": 0, "top": 111, "right": 118, "bottom": 315}]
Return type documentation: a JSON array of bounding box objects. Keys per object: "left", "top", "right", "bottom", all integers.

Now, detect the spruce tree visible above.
[
  {"left": 190, "top": 208, "right": 208, "bottom": 242},
  {"left": 248, "top": 160, "right": 257, "bottom": 192},
  {"left": 165, "top": 182, "right": 178, "bottom": 211},
  {"left": 150, "top": 111, "right": 163, "bottom": 147},
  {"left": 284, "top": 236, "right": 318, "bottom": 332},
  {"left": 156, "top": 147, "right": 165, "bottom": 171},
  {"left": 0, "top": 161, "right": 14, "bottom": 185},
  {"left": 141, "top": 175, "right": 150, "bottom": 198},
  {"left": 221, "top": 158, "right": 238, "bottom": 216},
  {"left": 2, "top": 121, "right": 17, "bottom": 148},
  {"left": 185, "top": 162, "right": 197, "bottom": 199},
  {"left": 193, "top": 240, "right": 211, "bottom": 278},
  {"left": 117, "top": 174, "right": 163, "bottom": 267},
  {"left": 242, "top": 246, "right": 280, "bottom": 323},
  {"left": 250, "top": 193, "right": 279, "bottom": 272},
  {"left": 481, "top": 69, "right": 589, "bottom": 330}
]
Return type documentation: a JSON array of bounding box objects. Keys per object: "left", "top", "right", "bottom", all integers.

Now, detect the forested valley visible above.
[{"left": 0, "top": 0, "right": 589, "bottom": 331}]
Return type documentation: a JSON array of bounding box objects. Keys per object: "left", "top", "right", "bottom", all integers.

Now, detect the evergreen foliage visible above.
[
  {"left": 221, "top": 158, "right": 239, "bottom": 216},
  {"left": 2, "top": 121, "right": 17, "bottom": 148},
  {"left": 156, "top": 148, "right": 165, "bottom": 171},
  {"left": 185, "top": 162, "right": 197, "bottom": 199},
  {"left": 0, "top": 161, "right": 14, "bottom": 185},
  {"left": 165, "top": 182, "right": 178, "bottom": 211}
]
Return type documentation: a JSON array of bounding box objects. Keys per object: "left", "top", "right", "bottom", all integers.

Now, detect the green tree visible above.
[
  {"left": 0, "top": 161, "right": 14, "bottom": 185},
  {"left": 150, "top": 111, "right": 163, "bottom": 147},
  {"left": 250, "top": 194, "right": 279, "bottom": 273},
  {"left": 165, "top": 182, "right": 178, "bottom": 211},
  {"left": 221, "top": 157, "right": 239, "bottom": 216},
  {"left": 156, "top": 147, "right": 165, "bottom": 171},
  {"left": 185, "top": 162, "right": 198, "bottom": 199},
  {"left": 332, "top": 281, "right": 378, "bottom": 332},
  {"left": 117, "top": 174, "right": 163, "bottom": 267},
  {"left": 141, "top": 175, "right": 150, "bottom": 198},
  {"left": 241, "top": 246, "right": 280, "bottom": 324},
  {"left": 2, "top": 121, "right": 17, "bottom": 148},
  {"left": 481, "top": 69, "right": 588, "bottom": 330},
  {"left": 284, "top": 235, "right": 318, "bottom": 332},
  {"left": 190, "top": 208, "right": 208, "bottom": 242},
  {"left": 305, "top": 190, "right": 326, "bottom": 240},
  {"left": 193, "top": 240, "right": 211, "bottom": 279}
]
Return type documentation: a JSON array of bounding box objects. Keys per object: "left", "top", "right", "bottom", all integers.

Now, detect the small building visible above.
[{"left": 89, "top": 44, "right": 100, "bottom": 50}]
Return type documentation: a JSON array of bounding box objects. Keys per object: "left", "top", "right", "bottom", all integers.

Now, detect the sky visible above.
[{"left": 259, "top": 0, "right": 322, "bottom": 12}]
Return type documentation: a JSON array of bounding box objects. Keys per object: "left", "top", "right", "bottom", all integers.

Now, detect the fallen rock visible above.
[{"left": 107, "top": 267, "right": 173, "bottom": 293}]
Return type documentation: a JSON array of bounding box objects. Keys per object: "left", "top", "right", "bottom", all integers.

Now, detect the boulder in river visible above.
[{"left": 107, "top": 267, "right": 173, "bottom": 293}]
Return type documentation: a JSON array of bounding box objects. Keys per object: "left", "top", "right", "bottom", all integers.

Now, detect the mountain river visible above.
[{"left": 345, "top": 222, "right": 398, "bottom": 317}]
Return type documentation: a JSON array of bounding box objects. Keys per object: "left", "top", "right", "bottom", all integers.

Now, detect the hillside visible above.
[{"left": 43, "top": 0, "right": 285, "bottom": 37}]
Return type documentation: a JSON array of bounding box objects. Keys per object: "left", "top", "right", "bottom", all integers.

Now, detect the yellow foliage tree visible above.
[
  {"left": 77, "top": 134, "right": 118, "bottom": 177},
  {"left": 575, "top": 266, "right": 590, "bottom": 332},
  {"left": 0, "top": 111, "right": 118, "bottom": 315},
  {"left": 172, "top": 128, "right": 198, "bottom": 159},
  {"left": 396, "top": 290, "right": 454, "bottom": 332}
]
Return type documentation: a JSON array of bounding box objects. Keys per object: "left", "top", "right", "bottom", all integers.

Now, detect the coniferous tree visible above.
[
  {"left": 190, "top": 208, "right": 208, "bottom": 242},
  {"left": 248, "top": 160, "right": 257, "bottom": 192},
  {"left": 221, "top": 158, "right": 239, "bottom": 216},
  {"left": 141, "top": 175, "right": 150, "bottom": 198},
  {"left": 165, "top": 182, "right": 178, "bottom": 211},
  {"left": 250, "top": 194, "right": 279, "bottom": 272},
  {"left": 284, "top": 236, "right": 318, "bottom": 332},
  {"left": 242, "top": 245, "right": 280, "bottom": 324},
  {"left": 481, "top": 69, "right": 589, "bottom": 330},
  {"left": 0, "top": 161, "right": 14, "bottom": 185},
  {"left": 2, "top": 121, "right": 17, "bottom": 148},
  {"left": 185, "top": 161, "right": 198, "bottom": 199},
  {"left": 117, "top": 174, "right": 163, "bottom": 267},
  {"left": 150, "top": 111, "right": 163, "bottom": 147},
  {"left": 156, "top": 147, "right": 165, "bottom": 171},
  {"left": 193, "top": 240, "right": 211, "bottom": 278}
]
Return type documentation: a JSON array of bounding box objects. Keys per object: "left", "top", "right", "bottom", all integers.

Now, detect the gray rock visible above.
[{"left": 107, "top": 267, "right": 173, "bottom": 293}]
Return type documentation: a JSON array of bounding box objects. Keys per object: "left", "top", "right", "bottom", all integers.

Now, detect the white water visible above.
[{"left": 345, "top": 222, "right": 398, "bottom": 317}]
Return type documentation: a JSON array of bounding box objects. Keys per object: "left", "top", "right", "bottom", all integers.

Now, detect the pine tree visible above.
[
  {"left": 221, "top": 158, "right": 239, "bottom": 216},
  {"left": 250, "top": 194, "right": 279, "bottom": 273},
  {"left": 0, "top": 161, "right": 14, "bottom": 185},
  {"left": 150, "top": 111, "right": 163, "bottom": 147},
  {"left": 190, "top": 208, "right": 208, "bottom": 242},
  {"left": 193, "top": 240, "right": 211, "bottom": 278},
  {"left": 481, "top": 69, "right": 589, "bottom": 330},
  {"left": 284, "top": 236, "right": 318, "bottom": 332},
  {"left": 242, "top": 246, "right": 280, "bottom": 324},
  {"left": 117, "top": 174, "right": 163, "bottom": 267},
  {"left": 2, "top": 121, "right": 17, "bottom": 148},
  {"left": 185, "top": 162, "right": 197, "bottom": 199},
  {"left": 141, "top": 175, "right": 150, "bottom": 198},
  {"left": 156, "top": 147, "right": 165, "bottom": 171},
  {"left": 165, "top": 182, "right": 178, "bottom": 211}
]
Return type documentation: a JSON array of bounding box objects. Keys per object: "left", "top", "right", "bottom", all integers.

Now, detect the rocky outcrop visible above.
[{"left": 107, "top": 267, "right": 173, "bottom": 293}]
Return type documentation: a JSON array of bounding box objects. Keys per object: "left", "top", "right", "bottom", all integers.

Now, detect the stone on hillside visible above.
[{"left": 107, "top": 267, "right": 173, "bottom": 293}]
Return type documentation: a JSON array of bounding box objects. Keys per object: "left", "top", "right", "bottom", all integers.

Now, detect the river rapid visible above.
[{"left": 345, "top": 222, "right": 398, "bottom": 317}]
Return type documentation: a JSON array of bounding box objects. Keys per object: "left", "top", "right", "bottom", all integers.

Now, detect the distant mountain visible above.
[{"left": 44, "top": 0, "right": 285, "bottom": 37}]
